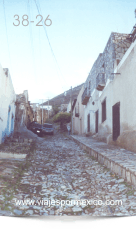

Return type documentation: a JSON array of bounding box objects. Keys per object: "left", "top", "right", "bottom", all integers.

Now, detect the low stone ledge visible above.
[
  {"left": 70, "top": 135, "right": 136, "bottom": 186},
  {"left": 0, "top": 152, "right": 27, "bottom": 159}
]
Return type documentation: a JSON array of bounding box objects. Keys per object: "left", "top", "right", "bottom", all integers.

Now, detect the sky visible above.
[{"left": 0, "top": 0, "right": 136, "bottom": 104}]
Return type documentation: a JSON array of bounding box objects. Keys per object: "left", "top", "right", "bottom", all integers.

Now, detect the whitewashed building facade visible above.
[
  {"left": 0, "top": 65, "right": 16, "bottom": 144},
  {"left": 82, "top": 25, "right": 136, "bottom": 152}
]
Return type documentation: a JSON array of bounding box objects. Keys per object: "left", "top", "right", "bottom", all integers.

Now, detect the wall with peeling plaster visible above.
[
  {"left": 14, "top": 91, "right": 33, "bottom": 132},
  {"left": 83, "top": 28, "right": 136, "bottom": 151},
  {"left": 0, "top": 65, "right": 16, "bottom": 144}
]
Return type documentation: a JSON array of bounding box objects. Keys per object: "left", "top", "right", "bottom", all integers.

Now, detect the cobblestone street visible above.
[{"left": 0, "top": 133, "right": 136, "bottom": 216}]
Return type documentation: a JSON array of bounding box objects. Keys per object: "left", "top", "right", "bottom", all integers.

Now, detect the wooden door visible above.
[
  {"left": 95, "top": 110, "right": 98, "bottom": 133},
  {"left": 87, "top": 114, "right": 90, "bottom": 132},
  {"left": 112, "top": 102, "right": 120, "bottom": 141}
]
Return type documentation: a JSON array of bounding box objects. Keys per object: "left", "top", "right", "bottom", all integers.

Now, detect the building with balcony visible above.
[
  {"left": 96, "top": 73, "right": 106, "bottom": 91},
  {"left": 83, "top": 24, "right": 136, "bottom": 152},
  {"left": 82, "top": 87, "right": 90, "bottom": 105}
]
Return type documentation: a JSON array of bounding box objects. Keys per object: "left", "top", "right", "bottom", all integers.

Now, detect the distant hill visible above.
[{"left": 43, "top": 83, "right": 84, "bottom": 107}]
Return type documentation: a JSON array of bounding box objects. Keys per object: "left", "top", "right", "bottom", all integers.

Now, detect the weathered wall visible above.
[
  {"left": 27, "top": 101, "right": 33, "bottom": 125},
  {"left": 82, "top": 28, "right": 136, "bottom": 152},
  {"left": 84, "top": 35, "right": 136, "bottom": 152},
  {"left": 84, "top": 32, "right": 132, "bottom": 134},
  {"left": 14, "top": 91, "right": 33, "bottom": 132},
  {"left": 0, "top": 66, "right": 16, "bottom": 143},
  {"left": 84, "top": 32, "right": 132, "bottom": 96},
  {"left": 109, "top": 37, "right": 136, "bottom": 151}
]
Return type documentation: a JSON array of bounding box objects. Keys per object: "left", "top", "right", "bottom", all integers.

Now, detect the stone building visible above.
[
  {"left": 14, "top": 90, "right": 33, "bottom": 132},
  {"left": 82, "top": 25, "right": 136, "bottom": 152},
  {"left": 0, "top": 66, "right": 16, "bottom": 143}
]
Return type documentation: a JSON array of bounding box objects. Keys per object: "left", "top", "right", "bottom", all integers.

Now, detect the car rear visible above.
[
  {"left": 42, "top": 123, "right": 54, "bottom": 135},
  {"left": 29, "top": 122, "right": 43, "bottom": 136}
]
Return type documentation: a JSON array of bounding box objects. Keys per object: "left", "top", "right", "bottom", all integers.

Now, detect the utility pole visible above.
[
  {"left": 39, "top": 99, "right": 45, "bottom": 125},
  {"left": 39, "top": 98, "right": 49, "bottom": 124},
  {"left": 70, "top": 86, "right": 73, "bottom": 134},
  {"left": 42, "top": 99, "right": 43, "bottom": 125},
  {"left": 48, "top": 97, "right": 49, "bottom": 119},
  {"left": 32, "top": 103, "right": 39, "bottom": 121}
]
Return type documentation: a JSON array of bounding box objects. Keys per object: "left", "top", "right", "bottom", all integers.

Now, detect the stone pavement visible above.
[
  {"left": 70, "top": 135, "right": 136, "bottom": 187},
  {"left": 0, "top": 132, "right": 136, "bottom": 217}
]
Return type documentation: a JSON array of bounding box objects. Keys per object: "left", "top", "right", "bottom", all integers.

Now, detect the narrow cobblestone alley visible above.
[{"left": 0, "top": 133, "right": 136, "bottom": 217}]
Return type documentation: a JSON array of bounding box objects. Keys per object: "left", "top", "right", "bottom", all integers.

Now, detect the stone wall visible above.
[
  {"left": 84, "top": 32, "right": 132, "bottom": 96},
  {"left": 14, "top": 91, "right": 33, "bottom": 132}
]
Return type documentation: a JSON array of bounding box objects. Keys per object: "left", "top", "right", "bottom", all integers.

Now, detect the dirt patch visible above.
[{"left": 108, "top": 130, "right": 136, "bottom": 153}]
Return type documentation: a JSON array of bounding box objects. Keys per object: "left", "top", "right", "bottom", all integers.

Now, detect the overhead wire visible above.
[
  {"left": 34, "top": 0, "right": 67, "bottom": 88},
  {"left": 27, "top": 0, "right": 37, "bottom": 80},
  {"left": 2, "top": 0, "right": 12, "bottom": 73}
]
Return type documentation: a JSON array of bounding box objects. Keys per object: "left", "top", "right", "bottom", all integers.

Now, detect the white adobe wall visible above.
[
  {"left": 97, "top": 38, "right": 136, "bottom": 137},
  {"left": 84, "top": 37, "right": 136, "bottom": 150},
  {"left": 0, "top": 64, "right": 16, "bottom": 144}
]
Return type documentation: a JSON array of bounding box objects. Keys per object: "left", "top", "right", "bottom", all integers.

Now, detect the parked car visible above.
[
  {"left": 42, "top": 123, "right": 54, "bottom": 135},
  {"left": 28, "top": 121, "right": 43, "bottom": 136}
]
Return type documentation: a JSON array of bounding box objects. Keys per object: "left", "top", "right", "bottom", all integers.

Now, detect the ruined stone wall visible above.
[
  {"left": 14, "top": 91, "right": 33, "bottom": 132},
  {"left": 113, "top": 33, "right": 132, "bottom": 64},
  {"left": 27, "top": 101, "right": 33, "bottom": 126},
  {"left": 14, "top": 94, "right": 26, "bottom": 132},
  {"left": 84, "top": 32, "right": 132, "bottom": 96}
]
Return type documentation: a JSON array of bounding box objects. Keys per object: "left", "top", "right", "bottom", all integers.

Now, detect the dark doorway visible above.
[
  {"left": 112, "top": 102, "right": 120, "bottom": 141},
  {"left": 102, "top": 99, "right": 106, "bottom": 122},
  {"left": 87, "top": 113, "right": 90, "bottom": 132},
  {"left": 95, "top": 110, "right": 98, "bottom": 133}
]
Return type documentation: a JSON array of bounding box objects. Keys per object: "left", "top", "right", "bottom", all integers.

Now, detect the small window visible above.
[
  {"left": 102, "top": 99, "right": 106, "bottom": 123},
  {"left": 89, "top": 81, "right": 91, "bottom": 89},
  {"left": 117, "top": 59, "right": 120, "bottom": 66},
  {"left": 102, "top": 63, "right": 105, "bottom": 68}
]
